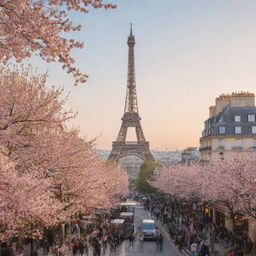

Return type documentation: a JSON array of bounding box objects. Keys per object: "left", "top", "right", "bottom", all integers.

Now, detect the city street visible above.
[
  {"left": 107, "top": 203, "right": 181, "bottom": 256},
  {"left": 3, "top": 1, "right": 256, "bottom": 254}
]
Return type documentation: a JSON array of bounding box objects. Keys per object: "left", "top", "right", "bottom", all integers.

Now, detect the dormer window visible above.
[
  {"left": 235, "top": 115, "right": 241, "bottom": 122},
  {"left": 248, "top": 115, "right": 255, "bottom": 122}
]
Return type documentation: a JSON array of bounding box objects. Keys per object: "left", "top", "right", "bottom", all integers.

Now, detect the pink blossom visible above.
[{"left": 0, "top": 0, "right": 116, "bottom": 84}]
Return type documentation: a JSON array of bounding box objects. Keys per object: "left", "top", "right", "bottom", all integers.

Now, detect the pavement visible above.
[
  {"left": 122, "top": 204, "right": 181, "bottom": 256},
  {"left": 92, "top": 203, "right": 182, "bottom": 256},
  {"left": 161, "top": 221, "right": 230, "bottom": 256},
  {"left": 27, "top": 203, "right": 184, "bottom": 256},
  {"left": 91, "top": 203, "right": 182, "bottom": 256},
  {"left": 18, "top": 202, "right": 253, "bottom": 256}
]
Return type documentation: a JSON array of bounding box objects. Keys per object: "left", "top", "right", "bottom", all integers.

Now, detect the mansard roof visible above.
[{"left": 202, "top": 106, "right": 256, "bottom": 138}]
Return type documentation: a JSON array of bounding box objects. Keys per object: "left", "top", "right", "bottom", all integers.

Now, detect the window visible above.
[
  {"left": 219, "top": 126, "right": 226, "bottom": 134},
  {"left": 141, "top": 222, "right": 156, "bottom": 231},
  {"left": 252, "top": 126, "right": 256, "bottom": 134},
  {"left": 235, "top": 139, "right": 242, "bottom": 148},
  {"left": 248, "top": 115, "right": 255, "bottom": 122},
  {"left": 235, "top": 115, "right": 241, "bottom": 122},
  {"left": 235, "top": 126, "right": 242, "bottom": 134},
  {"left": 218, "top": 139, "right": 224, "bottom": 148}
]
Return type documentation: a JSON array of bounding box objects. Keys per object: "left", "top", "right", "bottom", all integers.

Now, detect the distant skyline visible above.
[{"left": 29, "top": 0, "right": 256, "bottom": 150}]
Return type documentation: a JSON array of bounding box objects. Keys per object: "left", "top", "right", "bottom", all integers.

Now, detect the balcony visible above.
[
  {"left": 199, "top": 146, "right": 211, "bottom": 151},
  {"left": 216, "top": 146, "right": 225, "bottom": 150}
]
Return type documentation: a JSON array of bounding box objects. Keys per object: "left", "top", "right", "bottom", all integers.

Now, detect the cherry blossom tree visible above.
[
  {"left": 202, "top": 153, "right": 256, "bottom": 219},
  {"left": 48, "top": 128, "right": 129, "bottom": 216},
  {"left": 0, "top": 0, "right": 116, "bottom": 84},
  {"left": 0, "top": 153, "right": 66, "bottom": 240},
  {"left": 0, "top": 67, "right": 129, "bottom": 239},
  {"left": 151, "top": 163, "right": 204, "bottom": 202},
  {"left": 0, "top": 66, "right": 74, "bottom": 170},
  {"left": 152, "top": 153, "right": 256, "bottom": 222}
]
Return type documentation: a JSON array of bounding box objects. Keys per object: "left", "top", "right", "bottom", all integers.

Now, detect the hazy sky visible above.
[{"left": 31, "top": 0, "right": 256, "bottom": 150}]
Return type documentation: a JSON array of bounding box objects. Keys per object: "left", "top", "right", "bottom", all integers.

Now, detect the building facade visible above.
[
  {"left": 200, "top": 92, "right": 256, "bottom": 242},
  {"left": 181, "top": 147, "right": 199, "bottom": 164},
  {"left": 118, "top": 156, "right": 144, "bottom": 181},
  {"left": 200, "top": 92, "right": 256, "bottom": 159}
]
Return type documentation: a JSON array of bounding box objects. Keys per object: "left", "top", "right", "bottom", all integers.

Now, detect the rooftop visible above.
[
  {"left": 142, "top": 219, "right": 155, "bottom": 223},
  {"left": 111, "top": 219, "right": 125, "bottom": 224},
  {"left": 120, "top": 212, "right": 134, "bottom": 217},
  {"left": 202, "top": 105, "right": 256, "bottom": 138}
]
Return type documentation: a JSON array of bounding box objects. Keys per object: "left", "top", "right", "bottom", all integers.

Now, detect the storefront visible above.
[
  {"left": 203, "top": 205, "right": 214, "bottom": 222},
  {"left": 215, "top": 210, "right": 225, "bottom": 227},
  {"left": 213, "top": 203, "right": 229, "bottom": 228},
  {"left": 234, "top": 214, "right": 249, "bottom": 238}
]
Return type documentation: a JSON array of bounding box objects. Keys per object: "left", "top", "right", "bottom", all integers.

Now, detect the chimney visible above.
[
  {"left": 215, "top": 94, "right": 230, "bottom": 115},
  {"left": 230, "top": 92, "right": 255, "bottom": 107},
  {"left": 209, "top": 105, "right": 216, "bottom": 118}
]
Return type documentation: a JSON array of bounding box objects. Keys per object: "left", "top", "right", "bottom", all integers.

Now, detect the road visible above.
[{"left": 107, "top": 203, "right": 181, "bottom": 256}]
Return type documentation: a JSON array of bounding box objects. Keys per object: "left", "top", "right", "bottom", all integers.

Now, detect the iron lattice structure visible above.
[{"left": 108, "top": 26, "right": 154, "bottom": 162}]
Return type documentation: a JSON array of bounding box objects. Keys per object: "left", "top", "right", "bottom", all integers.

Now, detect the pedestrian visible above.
[
  {"left": 102, "top": 234, "right": 108, "bottom": 253},
  {"left": 93, "top": 239, "right": 101, "bottom": 256},
  {"left": 200, "top": 242, "right": 210, "bottom": 256},
  {"left": 79, "top": 240, "right": 85, "bottom": 256},
  {"left": 155, "top": 233, "right": 160, "bottom": 251},
  {"left": 191, "top": 242, "right": 198, "bottom": 256},
  {"left": 59, "top": 242, "right": 70, "bottom": 256},
  {"left": 129, "top": 234, "right": 134, "bottom": 247},
  {"left": 84, "top": 239, "right": 89, "bottom": 256},
  {"left": 228, "top": 249, "right": 236, "bottom": 256},
  {"left": 139, "top": 234, "right": 144, "bottom": 252},
  {"left": 159, "top": 233, "right": 164, "bottom": 252},
  {"left": 72, "top": 240, "right": 79, "bottom": 256}
]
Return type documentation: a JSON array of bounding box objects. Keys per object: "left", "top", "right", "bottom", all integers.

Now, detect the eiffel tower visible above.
[{"left": 108, "top": 25, "right": 154, "bottom": 161}]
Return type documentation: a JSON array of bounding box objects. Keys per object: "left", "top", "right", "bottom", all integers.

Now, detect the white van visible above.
[{"left": 141, "top": 219, "right": 156, "bottom": 240}]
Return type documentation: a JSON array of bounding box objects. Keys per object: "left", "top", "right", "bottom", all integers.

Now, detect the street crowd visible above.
[
  {"left": 56, "top": 212, "right": 125, "bottom": 256},
  {"left": 2, "top": 193, "right": 255, "bottom": 256},
  {"left": 141, "top": 193, "right": 255, "bottom": 256},
  {"left": 0, "top": 209, "right": 126, "bottom": 256}
]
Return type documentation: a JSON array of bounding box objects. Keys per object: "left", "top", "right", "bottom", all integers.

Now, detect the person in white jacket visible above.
[{"left": 191, "top": 242, "right": 198, "bottom": 256}]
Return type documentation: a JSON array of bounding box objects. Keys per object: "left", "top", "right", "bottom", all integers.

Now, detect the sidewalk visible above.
[
  {"left": 161, "top": 221, "right": 230, "bottom": 256},
  {"left": 181, "top": 238, "right": 228, "bottom": 256},
  {"left": 34, "top": 245, "right": 123, "bottom": 256}
]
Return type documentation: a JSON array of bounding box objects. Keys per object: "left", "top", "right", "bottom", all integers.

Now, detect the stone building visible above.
[
  {"left": 181, "top": 147, "right": 199, "bottom": 164},
  {"left": 200, "top": 92, "right": 256, "bottom": 159},
  {"left": 200, "top": 92, "right": 256, "bottom": 243}
]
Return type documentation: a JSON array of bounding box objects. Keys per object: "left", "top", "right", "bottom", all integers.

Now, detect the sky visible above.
[{"left": 31, "top": 0, "right": 256, "bottom": 150}]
